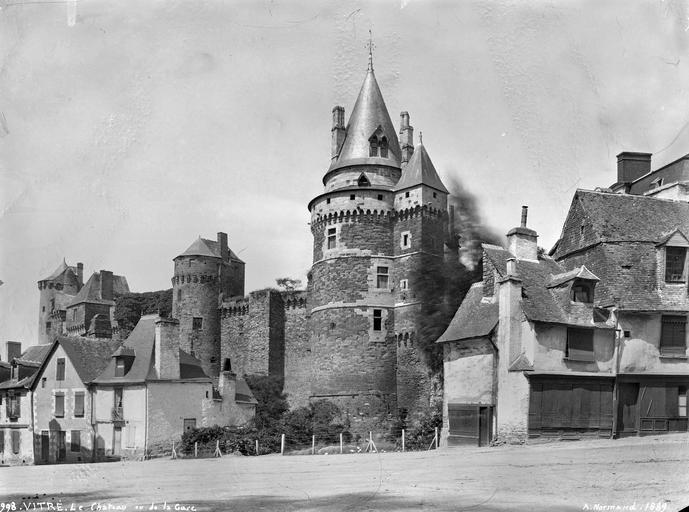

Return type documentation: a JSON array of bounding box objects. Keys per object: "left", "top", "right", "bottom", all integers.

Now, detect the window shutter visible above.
[
  {"left": 55, "top": 394, "right": 64, "bottom": 417},
  {"left": 56, "top": 358, "right": 65, "bottom": 381},
  {"left": 74, "top": 392, "right": 84, "bottom": 417},
  {"left": 11, "top": 430, "right": 20, "bottom": 454},
  {"left": 567, "top": 328, "right": 594, "bottom": 362},
  {"left": 0, "top": 430, "right": 4, "bottom": 453}
]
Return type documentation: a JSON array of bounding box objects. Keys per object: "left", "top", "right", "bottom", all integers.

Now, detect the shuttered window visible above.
[
  {"left": 0, "top": 430, "right": 4, "bottom": 453},
  {"left": 56, "top": 358, "right": 65, "bottom": 381},
  {"left": 11, "top": 431, "right": 20, "bottom": 454},
  {"left": 70, "top": 430, "right": 81, "bottom": 452},
  {"left": 55, "top": 393, "right": 64, "bottom": 418},
  {"left": 74, "top": 392, "right": 84, "bottom": 418},
  {"left": 660, "top": 316, "right": 687, "bottom": 355},
  {"left": 6, "top": 395, "right": 20, "bottom": 419},
  {"left": 566, "top": 328, "right": 594, "bottom": 362}
]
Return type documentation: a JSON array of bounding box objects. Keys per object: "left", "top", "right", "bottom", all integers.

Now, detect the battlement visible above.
[
  {"left": 282, "top": 290, "right": 307, "bottom": 309},
  {"left": 394, "top": 204, "right": 447, "bottom": 220},
  {"left": 311, "top": 209, "right": 394, "bottom": 230},
  {"left": 172, "top": 273, "right": 219, "bottom": 285}
]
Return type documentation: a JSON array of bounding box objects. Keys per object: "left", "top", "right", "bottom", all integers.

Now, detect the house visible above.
[
  {"left": 0, "top": 344, "right": 52, "bottom": 464},
  {"left": 551, "top": 188, "right": 689, "bottom": 437},
  {"left": 30, "top": 336, "right": 121, "bottom": 464},
  {"left": 610, "top": 151, "right": 689, "bottom": 200},
  {"left": 91, "top": 315, "right": 255, "bottom": 459},
  {"left": 438, "top": 207, "right": 617, "bottom": 445}
]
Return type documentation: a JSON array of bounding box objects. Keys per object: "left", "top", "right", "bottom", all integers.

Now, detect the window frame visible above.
[
  {"left": 373, "top": 309, "right": 383, "bottom": 331},
  {"left": 376, "top": 266, "right": 389, "bottom": 289},
  {"left": 192, "top": 317, "right": 203, "bottom": 331},
  {"left": 565, "top": 327, "right": 595, "bottom": 362},
  {"left": 115, "top": 357, "right": 126, "bottom": 377},
  {"left": 74, "top": 391, "right": 85, "bottom": 418},
  {"left": 665, "top": 246, "right": 687, "bottom": 283},
  {"left": 56, "top": 358, "right": 65, "bottom": 381},
  {"left": 327, "top": 227, "right": 337, "bottom": 250},
  {"left": 571, "top": 282, "right": 594, "bottom": 303},
  {"left": 660, "top": 315, "right": 687, "bottom": 356},
  {"left": 54, "top": 392, "right": 65, "bottom": 418},
  {"left": 70, "top": 430, "right": 81, "bottom": 452}
]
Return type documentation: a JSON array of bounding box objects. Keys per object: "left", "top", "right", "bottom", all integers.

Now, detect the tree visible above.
[{"left": 275, "top": 277, "right": 302, "bottom": 291}]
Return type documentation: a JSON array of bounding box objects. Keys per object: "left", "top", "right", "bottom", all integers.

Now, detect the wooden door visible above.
[
  {"left": 41, "top": 431, "right": 49, "bottom": 462},
  {"left": 617, "top": 383, "right": 639, "bottom": 434},
  {"left": 57, "top": 431, "right": 66, "bottom": 462},
  {"left": 113, "top": 427, "right": 122, "bottom": 456},
  {"left": 478, "top": 407, "right": 492, "bottom": 446}
]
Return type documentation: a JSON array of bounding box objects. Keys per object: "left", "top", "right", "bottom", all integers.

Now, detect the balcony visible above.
[{"left": 111, "top": 407, "right": 124, "bottom": 423}]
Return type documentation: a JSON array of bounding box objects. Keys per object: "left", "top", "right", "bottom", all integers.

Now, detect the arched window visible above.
[{"left": 369, "top": 136, "right": 379, "bottom": 157}]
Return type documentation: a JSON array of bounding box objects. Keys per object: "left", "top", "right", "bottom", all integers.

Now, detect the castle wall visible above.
[{"left": 282, "top": 292, "right": 311, "bottom": 408}]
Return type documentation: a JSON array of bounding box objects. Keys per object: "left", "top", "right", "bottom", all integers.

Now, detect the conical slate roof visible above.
[
  {"left": 176, "top": 237, "right": 243, "bottom": 262},
  {"left": 329, "top": 69, "right": 401, "bottom": 172},
  {"left": 395, "top": 143, "right": 448, "bottom": 193},
  {"left": 40, "top": 259, "right": 74, "bottom": 282}
]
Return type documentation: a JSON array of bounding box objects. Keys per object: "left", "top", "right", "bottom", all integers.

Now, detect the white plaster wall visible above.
[
  {"left": 619, "top": 313, "right": 689, "bottom": 373},
  {"left": 93, "top": 385, "right": 146, "bottom": 455},
  {"left": 532, "top": 324, "right": 615, "bottom": 372}
]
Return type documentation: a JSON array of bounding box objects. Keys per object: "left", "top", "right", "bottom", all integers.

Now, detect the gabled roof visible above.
[
  {"left": 176, "top": 237, "right": 243, "bottom": 262},
  {"left": 14, "top": 344, "right": 52, "bottom": 366},
  {"left": 547, "top": 266, "right": 600, "bottom": 288},
  {"left": 68, "top": 271, "right": 129, "bottom": 306},
  {"left": 55, "top": 336, "right": 122, "bottom": 384},
  {"left": 436, "top": 283, "right": 498, "bottom": 343},
  {"left": 655, "top": 228, "right": 689, "bottom": 247},
  {"left": 328, "top": 68, "right": 401, "bottom": 172},
  {"left": 93, "top": 315, "right": 211, "bottom": 384},
  {"left": 395, "top": 143, "right": 449, "bottom": 194}
]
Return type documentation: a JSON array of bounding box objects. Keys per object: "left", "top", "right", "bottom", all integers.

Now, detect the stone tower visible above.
[
  {"left": 308, "top": 58, "right": 452, "bottom": 422},
  {"left": 172, "top": 232, "right": 244, "bottom": 377},
  {"left": 37, "top": 260, "right": 83, "bottom": 344}
]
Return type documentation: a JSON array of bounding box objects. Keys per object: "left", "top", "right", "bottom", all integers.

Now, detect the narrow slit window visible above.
[
  {"left": 327, "top": 228, "right": 336, "bottom": 250},
  {"left": 373, "top": 309, "right": 382, "bottom": 331}
]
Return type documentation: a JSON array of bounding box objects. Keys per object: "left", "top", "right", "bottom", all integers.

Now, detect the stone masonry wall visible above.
[{"left": 282, "top": 292, "right": 311, "bottom": 408}]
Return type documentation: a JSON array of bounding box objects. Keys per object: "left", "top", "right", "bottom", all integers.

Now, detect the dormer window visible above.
[
  {"left": 368, "top": 128, "right": 388, "bottom": 158},
  {"left": 357, "top": 173, "right": 371, "bottom": 187},
  {"left": 115, "top": 358, "right": 126, "bottom": 377},
  {"left": 571, "top": 281, "right": 594, "bottom": 303},
  {"left": 665, "top": 246, "right": 687, "bottom": 283}
]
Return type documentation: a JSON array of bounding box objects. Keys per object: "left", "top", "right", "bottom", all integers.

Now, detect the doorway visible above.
[
  {"left": 113, "top": 427, "right": 122, "bottom": 456},
  {"left": 478, "top": 406, "right": 492, "bottom": 447}
]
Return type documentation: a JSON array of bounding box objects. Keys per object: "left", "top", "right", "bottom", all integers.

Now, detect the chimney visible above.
[
  {"left": 154, "top": 317, "right": 180, "bottom": 380},
  {"left": 6, "top": 341, "right": 21, "bottom": 362},
  {"left": 506, "top": 206, "right": 538, "bottom": 261},
  {"left": 217, "top": 232, "right": 228, "bottom": 261},
  {"left": 76, "top": 262, "right": 84, "bottom": 287},
  {"left": 217, "top": 370, "right": 236, "bottom": 401},
  {"left": 617, "top": 152, "right": 651, "bottom": 185},
  {"left": 498, "top": 258, "right": 523, "bottom": 366},
  {"left": 87, "top": 314, "right": 112, "bottom": 339},
  {"left": 99, "top": 270, "right": 113, "bottom": 300},
  {"left": 331, "top": 106, "right": 345, "bottom": 160},
  {"left": 399, "top": 111, "right": 414, "bottom": 164}
]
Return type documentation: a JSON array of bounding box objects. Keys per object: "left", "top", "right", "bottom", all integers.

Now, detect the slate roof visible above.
[
  {"left": 55, "top": 336, "right": 122, "bottom": 384},
  {"left": 235, "top": 378, "right": 258, "bottom": 404},
  {"left": 0, "top": 344, "right": 52, "bottom": 390},
  {"left": 551, "top": 190, "right": 689, "bottom": 312},
  {"left": 68, "top": 271, "right": 129, "bottom": 306},
  {"left": 436, "top": 283, "right": 498, "bottom": 343},
  {"left": 328, "top": 68, "right": 402, "bottom": 172},
  {"left": 40, "top": 259, "right": 77, "bottom": 282},
  {"left": 93, "top": 315, "right": 211, "bottom": 384},
  {"left": 396, "top": 143, "right": 449, "bottom": 194},
  {"left": 176, "top": 237, "right": 243, "bottom": 262},
  {"left": 547, "top": 266, "right": 599, "bottom": 288}
]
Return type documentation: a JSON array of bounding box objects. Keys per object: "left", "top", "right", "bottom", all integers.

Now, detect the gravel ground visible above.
[{"left": 1, "top": 433, "right": 688, "bottom": 512}]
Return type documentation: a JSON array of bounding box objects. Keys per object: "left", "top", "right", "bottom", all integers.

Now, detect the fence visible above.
[{"left": 171, "top": 427, "right": 439, "bottom": 459}]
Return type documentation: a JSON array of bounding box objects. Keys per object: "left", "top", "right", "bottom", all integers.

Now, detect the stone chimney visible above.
[
  {"left": 99, "top": 270, "right": 113, "bottom": 300},
  {"left": 217, "top": 370, "right": 236, "bottom": 401},
  {"left": 6, "top": 341, "right": 21, "bottom": 362},
  {"left": 87, "top": 314, "right": 112, "bottom": 339},
  {"left": 498, "top": 257, "right": 523, "bottom": 366},
  {"left": 76, "top": 263, "right": 84, "bottom": 287},
  {"left": 331, "top": 106, "right": 345, "bottom": 160},
  {"left": 506, "top": 206, "right": 538, "bottom": 261},
  {"left": 154, "top": 317, "right": 180, "bottom": 380},
  {"left": 399, "top": 111, "right": 414, "bottom": 164},
  {"left": 217, "top": 232, "right": 228, "bottom": 261},
  {"left": 617, "top": 152, "right": 651, "bottom": 186}
]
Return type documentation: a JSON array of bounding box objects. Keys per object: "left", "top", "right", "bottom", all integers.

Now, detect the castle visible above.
[{"left": 37, "top": 56, "right": 459, "bottom": 426}]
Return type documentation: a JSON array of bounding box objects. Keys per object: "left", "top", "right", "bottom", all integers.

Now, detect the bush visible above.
[{"left": 179, "top": 425, "right": 279, "bottom": 456}]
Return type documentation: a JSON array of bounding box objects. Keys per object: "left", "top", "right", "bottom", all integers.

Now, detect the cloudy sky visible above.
[{"left": 2, "top": 0, "right": 689, "bottom": 348}]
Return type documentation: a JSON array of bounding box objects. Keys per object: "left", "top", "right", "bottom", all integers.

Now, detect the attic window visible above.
[
  {"left": 379, "top": 137, "right": 388, "bottom": 158},
  {"left": 369, "top": 136, "right": 378, "bottom": 157},
  {"left": 571, "top": 282, "right": 594, "bottom": 303},
  {"left": 357, "top": 174, "right": 371, "bottom": 187},
  {"left": 665, "top": 247, "right": 687, "bottom": 283},
  {"left": 115, "top": 358, "right": 125, "bottom": 377}
]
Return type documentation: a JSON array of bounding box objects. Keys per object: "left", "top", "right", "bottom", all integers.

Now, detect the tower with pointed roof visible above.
[
  {"left": 37, "top": 260, "right": 83, "bottom": 344},
  {"left": 308, "top": 56, "right": 453, "bottom": 421},
  {"left": 171, "top": 232, "right": 244, "bottom": 377}
]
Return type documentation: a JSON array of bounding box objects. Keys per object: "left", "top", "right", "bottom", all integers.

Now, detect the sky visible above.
[{"left": 2, "top": 0, "right": 689, "bottom": 348}]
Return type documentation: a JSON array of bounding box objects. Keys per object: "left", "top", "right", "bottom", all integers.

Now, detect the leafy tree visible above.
[
  {"left": 275, "top": 277, "right": 302, "bottom": 291},
  {"left": 114, "top": 289, "right": 173, "bottom": 337},
  {"left": 244, "top": 374, "right": 289, "bottom": 432}
]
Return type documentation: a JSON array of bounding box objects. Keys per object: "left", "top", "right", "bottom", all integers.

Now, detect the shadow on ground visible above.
[{"left": 0, "top": 492, "right": 581, "bottom": 512}]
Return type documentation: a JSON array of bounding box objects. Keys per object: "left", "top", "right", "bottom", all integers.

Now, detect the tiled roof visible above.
[
  {"left": 436, "top": 283, "right": 498, "bottom": 343},
  {"left": 395, "top": 143, "right": 449, "bottom": 194},
  {"left": 93, "top": 315, "right": 211, "bottom": 384},
  {"left": 14, "top": 344, "right": 52, "bottom": 366},
  {"left": 235, "top": 377, "right": 257, "bottom": 404},
  {"left": 328, "top": 68, "right": 402, "bottom": 172},
  {"left": 547, "top": 265, "right": 599, "bottom": 288},
  {"left": 177, "top": 237, "right": 243, "bottom": 262},
  {"left": 56, "top": 336, "right": 122, "bottom": 384},
  {"left": 68, "top": 271, "right": 129, "bottom": 306}
]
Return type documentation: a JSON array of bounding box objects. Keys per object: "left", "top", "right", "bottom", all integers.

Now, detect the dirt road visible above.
[{"left": 1, "top": 434, "right": 688, "bottom": 511}]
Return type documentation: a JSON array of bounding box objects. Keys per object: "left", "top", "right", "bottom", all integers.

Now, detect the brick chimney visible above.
[
  {"left": 506, "top": 206, "right": 538, "bottom": 261},
  {"left": 6, "top": 341, "right": 21, "bottom": 362},
  {"left": 617, "top": 152, "right": 651, "bottom": 185},
  {"left": 217, "top": 232, "right": 228, "bottom": 261},
  {"left": 331, "top": 106, "right": 345, "bottom": 160},
  {"left": 154, "top": 317, "right": 180, "bottom": 380},
  {"left": 399, "top": 111, "right": 414, "bottom": 165},
  {"left": 99, "top": 270, "right": 113, "bottom": 300},
  {"left": 76, "top": 263, "right": 84, "bottom": 287}
]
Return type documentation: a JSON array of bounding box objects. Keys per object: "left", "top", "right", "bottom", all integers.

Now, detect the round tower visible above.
[
  {"left": 307, "top": 62, "right": 402, "bottom": 421},
  {"left": 172, "top": 232, "right": 244, "bottom": 377}
]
